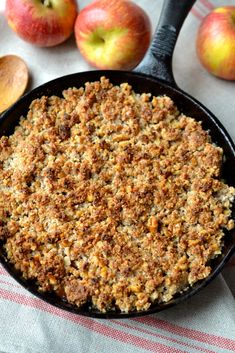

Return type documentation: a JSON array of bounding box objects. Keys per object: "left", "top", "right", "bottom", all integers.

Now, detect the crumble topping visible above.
[{"left": 0, "top": 77, "right": 234, "bottom": 313}]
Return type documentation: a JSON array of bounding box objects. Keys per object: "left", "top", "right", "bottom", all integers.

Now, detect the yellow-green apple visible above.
[
  {"left": 5, "top": 0, "right": 78, "bottom": 47},
  {"left": 196, "top": 6, "right": 235, "bottom": 80},
  {"left": 74, "top": 0, "right": 151, "bottom": 70}
]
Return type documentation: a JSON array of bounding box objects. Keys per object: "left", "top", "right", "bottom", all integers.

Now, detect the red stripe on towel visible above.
[
  {"left": 133, "top": 317, "right": 235, "bottom": 352},
  {"left": 114, "top": 320, "right": 218, "bottom": 353},
  {"left": 199, "top": 0, "right": 214, "bottom": 11},
  {"left": 191, "top": 7, "right": 204, "bottom": 20},
  {"left": 0, "top": 287, "right": 186, "bottom": 353}
]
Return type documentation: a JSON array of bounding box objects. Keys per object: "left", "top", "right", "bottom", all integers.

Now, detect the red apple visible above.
[
  {"left": 5, "top": 0, "right": 78, "bottom": 47},
  {"left": 196, "top": 6, "right": 235, "bottom": 80},
  {"left": 74, "top": 0, "right": 151, "bottom": 70}
]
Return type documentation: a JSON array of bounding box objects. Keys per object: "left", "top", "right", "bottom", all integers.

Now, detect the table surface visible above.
[{"left": 0, "top": 1, "right": 234, "bottom": 353}]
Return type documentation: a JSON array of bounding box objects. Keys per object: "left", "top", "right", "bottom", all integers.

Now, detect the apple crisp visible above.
[{"left": 0, "top": 77, "right": 234, "bottom": 313}]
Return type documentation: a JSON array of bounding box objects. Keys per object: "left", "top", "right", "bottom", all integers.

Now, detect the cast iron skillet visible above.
[{"left": 0, "top": 0, "right": 235, "bottom": 319}]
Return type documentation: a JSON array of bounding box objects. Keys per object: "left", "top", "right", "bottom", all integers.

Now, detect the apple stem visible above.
[{"left": 41, "top": 0, "right": 51, "bottom": 7}]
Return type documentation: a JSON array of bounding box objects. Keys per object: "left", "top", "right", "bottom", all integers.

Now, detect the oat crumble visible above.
[{"left": 0, "top": 77, "right": 234, "bottom": 313}]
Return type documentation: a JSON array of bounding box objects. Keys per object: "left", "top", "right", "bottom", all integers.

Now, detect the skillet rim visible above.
[{"left": 0, "top": 69, "right": 234, "bottom": 319}]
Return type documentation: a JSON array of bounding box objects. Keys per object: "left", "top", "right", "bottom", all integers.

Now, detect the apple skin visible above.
[
  {"left": 196, "top": 6, "right": 235, "bottom": 80},
  {"left": 5, "top": 0, "right": 78, "bottom": 47},
  {"left": 74, "top": 0, "right": 151, "bottom": 70}
]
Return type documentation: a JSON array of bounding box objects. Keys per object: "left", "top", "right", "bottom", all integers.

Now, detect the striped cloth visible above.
[
  {"left": 0, "top": 1, "right": 235, "bottom": 352},
  {"left": 0, "top": 266, "right": 234, "bottom": 353}
]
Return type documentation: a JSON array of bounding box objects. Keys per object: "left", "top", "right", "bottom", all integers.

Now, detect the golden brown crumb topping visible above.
[{"left": 0, "top": 77, "right": 234, "bottom": 312}]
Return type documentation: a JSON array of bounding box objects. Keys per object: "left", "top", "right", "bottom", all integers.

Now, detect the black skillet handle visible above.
[{"left": 135, "top": 0, "right": 197, "bottom": 87}]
